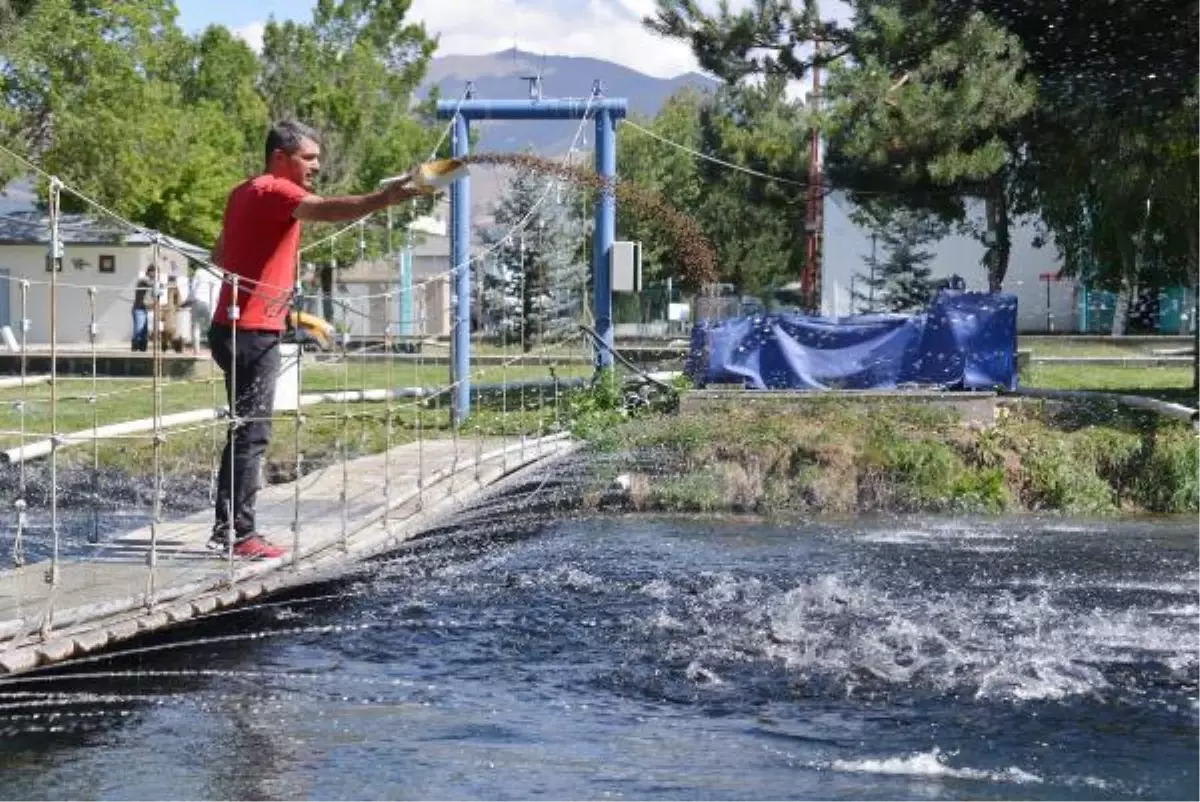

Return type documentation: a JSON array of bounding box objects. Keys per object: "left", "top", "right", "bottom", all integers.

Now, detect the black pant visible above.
[{"left": 209, "top": 325, "right": 280, "bottom": 541}]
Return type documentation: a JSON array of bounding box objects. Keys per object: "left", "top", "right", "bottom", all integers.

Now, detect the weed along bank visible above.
[{"left": 581, "top": 392, "right": 1198, "bottom": 518}]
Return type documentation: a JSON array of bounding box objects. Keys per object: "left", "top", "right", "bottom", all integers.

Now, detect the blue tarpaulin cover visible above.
[{"left": 685, "top": 291, "right": 1018, "bottom": 391}]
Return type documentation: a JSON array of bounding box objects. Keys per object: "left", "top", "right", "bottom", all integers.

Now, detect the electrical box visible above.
[{"left": 611, "top": 240, "right": 642, "bottom": 293}]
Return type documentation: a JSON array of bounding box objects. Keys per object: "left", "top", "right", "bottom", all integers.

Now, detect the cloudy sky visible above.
[{"left": 173, "top": 0, "right": 846, "bottom": 80}]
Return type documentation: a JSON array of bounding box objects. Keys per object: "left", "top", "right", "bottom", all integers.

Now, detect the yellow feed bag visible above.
[{"left": 288, "top": 310, "right": 335, "bottom": 349}]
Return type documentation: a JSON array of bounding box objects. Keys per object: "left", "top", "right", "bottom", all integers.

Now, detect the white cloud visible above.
[
  {"left": 408, "top": 0, "right": 702, "bottom": 78},
  {"left": 231, "top": 20, "right": 266, "bottom": 53},
  {"left": 225, "top": 0, "right": 853, "bottom": 80}
]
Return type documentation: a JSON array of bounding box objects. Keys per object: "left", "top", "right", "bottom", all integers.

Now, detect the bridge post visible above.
[
  {"left": 451, "top": 112, "right": 471, "bottom": 427},
  {"left": 593, "top": 107, "right": 616, "bottom": 370}
]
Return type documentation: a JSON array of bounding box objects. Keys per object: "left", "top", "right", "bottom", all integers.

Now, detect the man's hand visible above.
[{"left": 382, "top": 170, "right": 427, "bottom": 204}]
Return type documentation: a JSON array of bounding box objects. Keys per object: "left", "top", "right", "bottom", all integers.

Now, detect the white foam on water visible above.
[
  {"left": 857, "top": 522, "right": 1015, "bottom": 548},
  {"left": 643, "top": 566, "right": 1198, "bottom": 702},
  {"left": 957, "top": 544, "right": 1016, "bottom": 554},
  {"left": 639, "top": 578, "right": 674, "bottom": 600},
  {"left": 1000, "top": 576, "right": 1196, "bottom": 596},
  {"left": 1040, "top": 523, "right": 1094, "bottom": 534},
  {"left": 822, "top": 748, "right": 1042, "bottom": 785},
  {"left": 684, "top": 661, "right": 723, "bottom": 685},
  {"left": 858, "top": 531, "right": 931, "bottom": 545},
  {"left": 1179, "top": 604, "right": 1200, "bottom": 623}
]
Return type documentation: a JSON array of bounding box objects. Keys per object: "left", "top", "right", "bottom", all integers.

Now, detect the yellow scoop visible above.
[{"left": 380, "top": 158, "right": 470, "bottom": 193}]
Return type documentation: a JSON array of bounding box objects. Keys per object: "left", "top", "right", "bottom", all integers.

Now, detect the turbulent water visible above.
[{"left": 0, "top": 505, "right": 1196, "bottom": 800}]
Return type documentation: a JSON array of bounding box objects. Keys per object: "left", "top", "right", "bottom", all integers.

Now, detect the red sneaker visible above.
[{"left": 231, "top": 535, "right": 287, "bottom": 560}]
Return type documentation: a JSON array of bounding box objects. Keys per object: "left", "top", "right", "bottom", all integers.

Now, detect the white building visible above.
[
  {"left": 0, "top": 211, "right": 210, "bottom": 346},
  {"left": 819, "top": 193, "right": 1076, "bottom": 333}
]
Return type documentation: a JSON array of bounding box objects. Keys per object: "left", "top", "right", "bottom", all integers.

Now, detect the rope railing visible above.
[{"left": 0, "top": 120, "right": 608, "bottom": 658}]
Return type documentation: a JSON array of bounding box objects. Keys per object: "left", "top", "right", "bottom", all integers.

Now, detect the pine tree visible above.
[
  {"left": 481, "top": 164, "right": 587, "bottom": 351},
  {"left": 853, "top": 209, "right": 946, "bottom": 313},
  {"left": 852, "top": 233, "right": 888, "bottom": 314}
]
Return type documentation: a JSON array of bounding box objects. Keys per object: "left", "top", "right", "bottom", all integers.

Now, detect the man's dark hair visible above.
[{"left": 264, "top": 120, "right": 320, "bottom": 168}]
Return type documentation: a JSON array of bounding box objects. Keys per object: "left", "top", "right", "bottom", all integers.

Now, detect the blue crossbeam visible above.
[{"left": 436, "top": 98, "right": 628, "bottom": 121}]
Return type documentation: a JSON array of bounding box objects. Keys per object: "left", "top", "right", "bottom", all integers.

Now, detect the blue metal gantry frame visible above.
[{"left": 435, "top": 87, "right": 628, "bottom": 427}]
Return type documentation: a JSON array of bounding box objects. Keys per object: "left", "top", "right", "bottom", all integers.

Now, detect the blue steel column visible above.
[
  {"left": 592, "top": 108, "right": 616, "bottom": 370},
  {"left": 398, "top": 245, "right": 413, "bottom": 336},
  {"left": 451, "top": 113, "right": 471, "bottom": 426}
]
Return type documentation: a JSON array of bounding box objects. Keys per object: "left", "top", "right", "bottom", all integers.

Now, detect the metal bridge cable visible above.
[
  {"left": 46, "top": 178, "right": 62, "bottom": 600},
  {"left": 0, "top": 112, "right": 590, "bottom": 319},
  {"left": 298, "top": 89, "right": 600, "bottom": 351},
  {"left": 500, "top": 250, "right": 510, "bottom": 474},
  {"left": 12, "top": 281, "right": 30, "bottom": 568},
  {"left": 87, "top": 287, "right": 100, "bottom": 545},
  {"left": 519, "top": 234, "right": 527, "bottom": 464},
  {"left": 224, "top": 276, "right": 240, "bottom": 576},
  {"left": 384, "top": 286, "right": 395, "bottom": 527},
  {"left": 147, "top": 235, "right": 164, "bottom": 604},
  {"left": 415, "top": 286, "right": 425, "bottom": 511},
  {"left": 473, "top": 296, "right": 482, "bottom": 484},
  {"left": 441, "top": 94, "right": 598, "bottom": 290},
  {"left": 290, "top": 254, "right": 304, "bottom": 571},
  {"left": 208, "top": 339, "right": 222, "bottom": 506},
  {"left": 619, "top": 117, "right": 974, "bottom": 200},
  {"left": 339, "top": 325, "right": 351, "bottom": 552}
]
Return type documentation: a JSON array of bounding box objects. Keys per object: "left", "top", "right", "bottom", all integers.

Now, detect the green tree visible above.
[
  {"left": 853, "top": 208, "right": 946, "bottom": 313},
  {"left": 1025, "top": 96, "right": 1198, "bottom": 336},
  {"left": 697, "top": 75, "right": 812, "bottom": 298},
  {"left": 647, "top": 0, "right": 1037, "bottom": 291},
  {"left": 616, "top": 87, "right": 706, "bottom": 285},
  {"left": 260, "top": 0, "right": 443, "bottom": 269},
  {"left": 817, "top": 4, "right": 1036, "bottom": 292},
  {"left": 0, "top": 0, "right": 248, "bottom": 244},
  {"left": 182, "top": 25, "right": 270, "bottom": 177},
  {"left": 482, "top": 165, "right": 587, "bottom": 350},
  {"left": 616, "top": 77, "right": 811, "bottom": 299}
]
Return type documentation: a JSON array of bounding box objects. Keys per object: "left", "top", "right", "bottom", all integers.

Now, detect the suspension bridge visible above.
[{"left": 0, "top": 83, "right": 649, "bottom": 678}]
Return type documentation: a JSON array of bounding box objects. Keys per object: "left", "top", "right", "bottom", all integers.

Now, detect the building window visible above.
[{"left": 99, "top": 254, "right": 115, "bottom": 274}]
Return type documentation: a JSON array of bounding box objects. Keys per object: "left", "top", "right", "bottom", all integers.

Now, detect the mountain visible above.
[{"left": 420, "top": 49, "right": 717, "bottom": 155}]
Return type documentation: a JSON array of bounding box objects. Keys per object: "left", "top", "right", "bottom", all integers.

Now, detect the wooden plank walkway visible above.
[{"left": 0, "top": 433, "right": 576, "bottom": 677}]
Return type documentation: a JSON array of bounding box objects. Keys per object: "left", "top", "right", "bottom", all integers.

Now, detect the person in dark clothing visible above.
[
  {"left": 206, "top": 120, "right": 422, "bottom": 560},
  {"left": 131, "top": 265, "right": 155, "bottom": 352}
]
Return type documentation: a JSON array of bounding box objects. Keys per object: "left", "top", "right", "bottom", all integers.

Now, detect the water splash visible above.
[{"left": 820, "top": 747, "right": 1044, "bottom": 785}]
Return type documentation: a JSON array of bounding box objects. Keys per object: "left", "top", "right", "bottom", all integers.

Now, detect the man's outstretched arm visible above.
[{"left": 293, "top": 180, "right": 425, "bottom": 223}]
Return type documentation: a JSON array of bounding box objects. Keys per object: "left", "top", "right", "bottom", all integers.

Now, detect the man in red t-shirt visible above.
[{"left": 208, "top": 120, "right": 423, "bottom": 560}]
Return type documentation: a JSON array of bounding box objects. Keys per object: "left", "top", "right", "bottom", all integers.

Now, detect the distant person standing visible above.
[
  {"left": 162, "top": 273, "right": 183, "bottom": 352},
  {"left": 207, "top": 120, "right": 423, "bottom": 559},
  {"left": 131, "top": 264, "right": 156, "bottom": 352}
]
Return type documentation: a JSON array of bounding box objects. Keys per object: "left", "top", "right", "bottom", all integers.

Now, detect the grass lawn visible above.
[
  {"left": 0, "top": 359, "right": 591, "bottom": 449},
  {"left": 56, "top": 399, "right": 565, "bottom": 482},
  {"left": 1023, "top": 364, "right": 1197, "bottom": 406}
]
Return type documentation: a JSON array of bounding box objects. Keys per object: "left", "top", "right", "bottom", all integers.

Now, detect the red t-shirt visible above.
[{"left": 211, "top": 174, "right": 310, "bottom": 332}]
